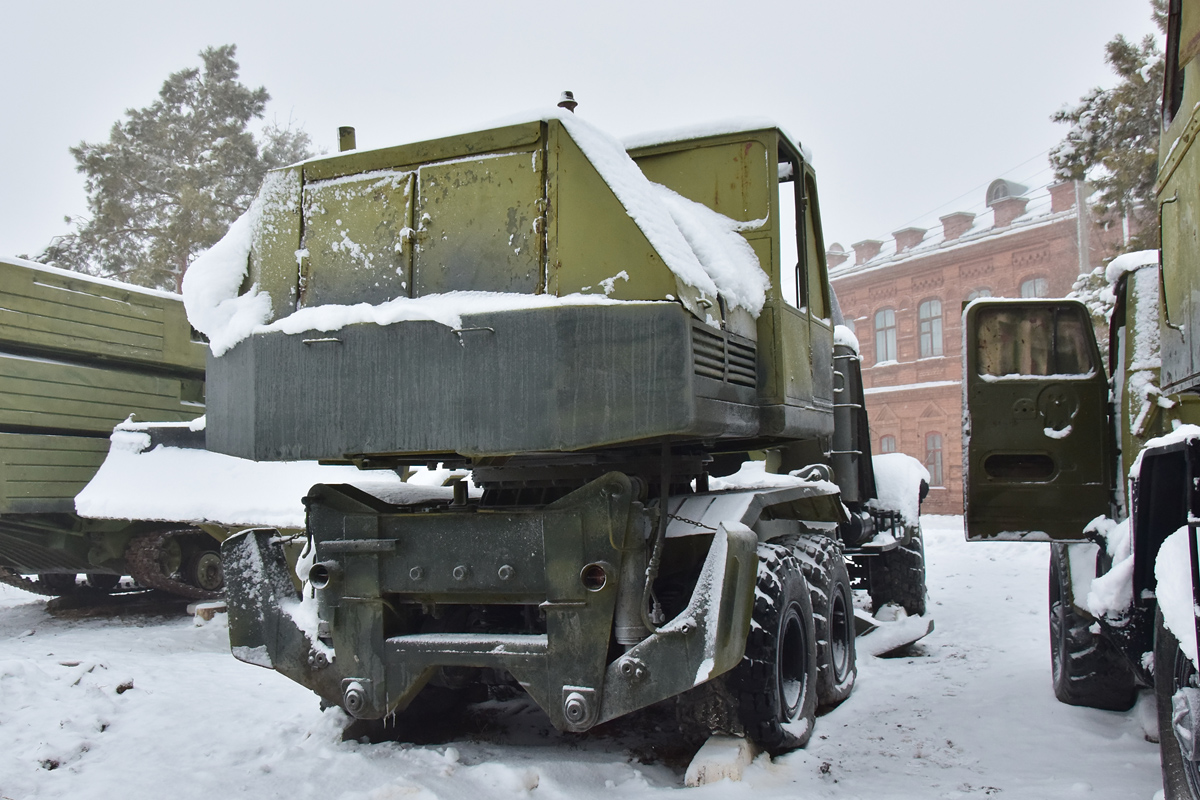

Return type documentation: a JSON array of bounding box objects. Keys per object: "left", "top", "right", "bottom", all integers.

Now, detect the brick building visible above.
[{"left": 829, "top": 179, "right": 1125, "bottom": 515}]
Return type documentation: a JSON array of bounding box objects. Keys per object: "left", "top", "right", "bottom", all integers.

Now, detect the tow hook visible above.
[{"left": 1172, "top": 688, "right": 1200, "bottom": 760}]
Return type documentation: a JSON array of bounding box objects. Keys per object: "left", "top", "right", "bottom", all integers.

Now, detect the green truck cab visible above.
[
  {"left": 962, "top": 2, "right": 1200, "bottom": 795},
  {"left": 0, "top": 256, "right": 219, "bottom": 597},
  {"left": 201, "top": 112, "right": 928, "bottom": 753}
]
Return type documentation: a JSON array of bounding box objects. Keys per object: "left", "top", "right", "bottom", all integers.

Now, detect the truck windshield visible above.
[{"left": 974, "top": 306, "right": 1094, "bottom": 377}]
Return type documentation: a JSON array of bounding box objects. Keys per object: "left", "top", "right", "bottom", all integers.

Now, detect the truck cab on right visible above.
[{"left": 962, "top": 1, "right": 1200, "bottom": 796}]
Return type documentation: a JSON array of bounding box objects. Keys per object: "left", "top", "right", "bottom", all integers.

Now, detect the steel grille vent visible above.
[{"left": 691, "top": 324, "right": 757, "bottom": 389}]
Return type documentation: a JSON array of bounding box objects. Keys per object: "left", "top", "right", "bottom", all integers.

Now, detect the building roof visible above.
[{"left": 829, "top": 182, "right": 1077, "bottom": 282}]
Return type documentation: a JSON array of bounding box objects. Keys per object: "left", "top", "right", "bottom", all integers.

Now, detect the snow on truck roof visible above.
[{"left": 183, "top": 109, "right": 774, "bottom": 357}]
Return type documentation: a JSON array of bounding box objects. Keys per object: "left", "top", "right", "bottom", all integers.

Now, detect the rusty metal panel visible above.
[
  {"left": 301, "top": 170, "right": 414, "bottom": 308},
  {"left": 414, "top": 151, "right": 545, "bottom": 295}
]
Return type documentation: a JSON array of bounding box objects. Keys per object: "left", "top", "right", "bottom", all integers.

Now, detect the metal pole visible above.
[{"left": 1075, "top": 180, "right": 1091, "bottom": 278}]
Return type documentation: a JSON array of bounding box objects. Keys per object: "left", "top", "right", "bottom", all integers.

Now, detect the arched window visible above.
[
  {"left": 966, "top": 288, "right": 992, "bottom": 302},
  {"left": 918, "top": 298, "right": 943, "bottom": 358},
  {"left": 924, "top": 432, "right": 944, "bottom": 487},
  {"left": 879, "top": 435, "right": 897, "bottom": 454},
  {"left": 843, "top": 318, "right": 857, "bottom": 337},
  {"left": 1020, "top": 277, "right": 1049, "bottom": 298},
  {"left": 874, "top": 308, "right": 897, "bottom": 364}
]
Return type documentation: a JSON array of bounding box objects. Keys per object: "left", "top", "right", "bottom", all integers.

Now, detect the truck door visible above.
[{"left": 963, "top": 299, "right": 1114, "bottom": 541}]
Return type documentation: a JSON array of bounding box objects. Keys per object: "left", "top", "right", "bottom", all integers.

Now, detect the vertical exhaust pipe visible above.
[{"left": 338, "top": 126, "right": 357, "bottom": 152}]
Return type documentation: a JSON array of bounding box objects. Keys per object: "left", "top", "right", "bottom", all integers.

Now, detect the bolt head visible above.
[
  {"left": 343, "top": 682, "right": 367, "bottom": 716},
  {"left": 563, "top": 692, "right": 588, "bottom": 723}
]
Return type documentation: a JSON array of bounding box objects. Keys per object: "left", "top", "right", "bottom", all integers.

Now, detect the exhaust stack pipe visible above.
[
  {"left": 338, "top": 126, "right": 357, "bottom": 152},
  {"left": 557, "top": 91, "right": 578, "bottom": 113}
]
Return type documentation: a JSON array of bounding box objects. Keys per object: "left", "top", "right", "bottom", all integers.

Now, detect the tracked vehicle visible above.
[
  {"left": 0, "top": 256, "right": 222, "bottom": 599},
  {"left": 201, "top": 112, "right": 928, "bottom": 751},
  {"left": 961, "top": 1, "right": 1200, "bottom": 795}
]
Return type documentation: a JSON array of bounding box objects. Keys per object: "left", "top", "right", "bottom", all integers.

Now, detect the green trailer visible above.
[
  {"left": 960, "top": 2, "right": 1200, "bottom": 796},
  {"left": 0, "top": 256, "right": 221, "bottom": 598}
]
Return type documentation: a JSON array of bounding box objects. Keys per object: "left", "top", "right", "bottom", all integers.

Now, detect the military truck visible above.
[
  {"left": 961, "top": 1, "right": 1200, "bottom": 795},
  {"left": 195, "top": 111, "right": 929, "bottom": 753},
  {"left": 0, "top": 256, "right": 222, "bottom": 599}
]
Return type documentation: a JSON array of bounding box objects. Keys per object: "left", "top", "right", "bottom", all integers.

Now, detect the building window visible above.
[
  {"left": 924, "top": 432, "right": 944, "bottom": 486},
  {"left": 918, "top": 298, "right": 943, "bottom": 358},
  {"left": 879, "top": 435, "right": 897, "bottom": 454},
  {"left": 874, "top": 308, "right": 897, "bottom": 364},
  {"left": 843, "top": 318, "right": 856, "bottom": 336},
  {"left": 966, "top": 288, "right": 992, "bottom": 302},
  {"left": 1020, "top": 277, "right": 1049, "bottom": 298}
]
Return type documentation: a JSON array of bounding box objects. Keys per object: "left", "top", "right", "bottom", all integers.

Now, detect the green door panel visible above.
[
  {"left": 301, "top": 170, "right": 414, "bottom": 308},
  {"left": 414, "top": 150, "right": 545, "bottom": 295},
  {"left": 963, "top": 299, "right": 1114, "bottom": 541}
]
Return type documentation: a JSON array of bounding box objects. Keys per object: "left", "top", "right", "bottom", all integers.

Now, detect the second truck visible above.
[
  {"left": 962, "top": 1, "right": 1200, "bottom": 796},
  {"left": 190, "top": 110, "right": 929, "bottom": 752}
]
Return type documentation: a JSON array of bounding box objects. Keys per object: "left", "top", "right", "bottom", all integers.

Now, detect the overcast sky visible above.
[{"left": 1, "top": 0, "right": 1159, "bottom": 263}]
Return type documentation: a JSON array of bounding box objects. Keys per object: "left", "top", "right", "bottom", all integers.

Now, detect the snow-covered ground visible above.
[{"left": 0, "top": 516, "right": 1163, "bottom": 799}]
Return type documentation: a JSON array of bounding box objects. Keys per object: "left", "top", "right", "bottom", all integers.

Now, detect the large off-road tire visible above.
[
  {"left": 868, "top": 527, "right": 927, "bottom": 616},
  {"left": 1155, "top": 608, "right": 1200, "bottom": 800},
  {"left": 1048, "top": 544, "right": 1136, "bottom": 711},
  {"left": 723, "top": 542, "right": 818, "bottom": 755},
  {"left": 786, "top": 534, "right": 856, "bottom": 709}
]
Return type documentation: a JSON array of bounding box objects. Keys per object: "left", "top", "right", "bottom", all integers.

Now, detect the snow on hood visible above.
[
  {"left": 1157, "top": 525, "right": 1199, "bottom": 667},
  {"left": 1104, "top": 249, "right": 1158, "bottom": 287},
  {"left": 183, "top": 109, "right": 768, "bottom": 356},
  {"left": 834, "top": 324, "right": 860, "bottom": 355},
  {"left": 868, "top": 453, "right": 930, "bottom": 528},
  {"left": 1130, "top": 423, "right": 1200, "bottom": 478}
]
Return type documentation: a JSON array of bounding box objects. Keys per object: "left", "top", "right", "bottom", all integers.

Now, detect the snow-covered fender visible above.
[{"left": 222, "top": 528, "right": 345, "bottom": 706}]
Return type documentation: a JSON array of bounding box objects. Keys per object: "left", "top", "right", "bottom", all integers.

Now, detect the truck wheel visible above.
[
  {"left": 723, "top": 543, "right": 818, "bottom": 755},
  {"left": 84, "top": 573, "right": 121, "bottom": 592},
  {"left": 786, "top": 534, "right": 857, "bottom": 709},
  {"left": 1048, "top": 544, "right": 1136, "bottom": 710},
  {"left": 185, "top": 551, "right": 224, "bottom": 593},
  {"left": 1155, "top": 608, "right": 1200, "bottom": 799},
  {"left": 868, "top": 527, "right": 927, "bottom": 616},
  {"left": 37, "top": 573, "right": 78, "bottom": 595}
]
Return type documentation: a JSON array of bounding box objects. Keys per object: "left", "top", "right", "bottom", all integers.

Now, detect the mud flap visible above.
[
  {"left": 596, "top": 522, "right": 757, "bottom": 724},
  {"left": 221, "top": 529, "right": 343, "bottom": 706},
  {"left": 222, "top": 528, "right": 301, "bottom": 670}
]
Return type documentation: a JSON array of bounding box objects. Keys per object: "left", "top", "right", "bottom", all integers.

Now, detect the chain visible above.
[{"left": 667, "top": 513, "right": 717, "bottom": 531}]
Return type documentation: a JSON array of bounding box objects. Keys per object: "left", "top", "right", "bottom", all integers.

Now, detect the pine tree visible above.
[
  {"left": 41, "top": 45, "right": 313, "bottom": 291},
  {"left": 1050, "top": 0, "right": 1165, "bottom": 254}
]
